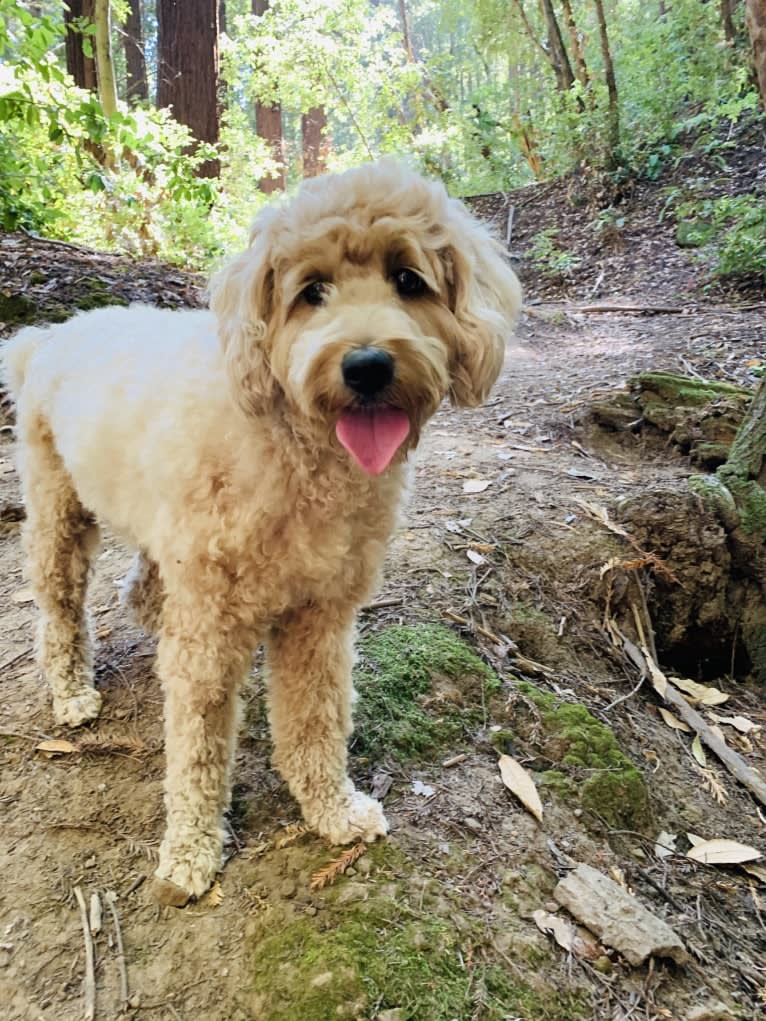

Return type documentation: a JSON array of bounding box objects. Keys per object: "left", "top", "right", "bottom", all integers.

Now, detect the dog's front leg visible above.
[
  {"left": 152, "top": 603, "right": 251, "bottom": 904},
  {"left": 266, "top": 604, "right": 388, "bottom": 845}
]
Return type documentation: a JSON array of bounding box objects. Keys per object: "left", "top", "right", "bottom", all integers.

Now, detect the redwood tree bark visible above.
[
  {"left": 123, "top": 0, "right": 148, "bottom": 104},
  {"left": 64, "top": 0, "right": 97, "bottom": 92},
  {"left": 157, "top": 0, "right": 220, "bottom": 177},
  {"left": 253, "top": 0, "right": 285, "bottom": 193},
  {"left": 301, "top": 107, "right": 327, "bottom": 177},
  {"left": 746, "top": 0, "right": 766, "bottom": 110}
]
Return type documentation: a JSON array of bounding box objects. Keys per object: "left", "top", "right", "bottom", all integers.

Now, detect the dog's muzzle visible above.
[{"left": 341, "top": 347, "right": 394, "bottom": 400}]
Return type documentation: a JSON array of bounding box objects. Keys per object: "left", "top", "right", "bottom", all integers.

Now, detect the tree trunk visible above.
[
  {"left": 157, "top": 0, "right": 220, "bottom": 177},
  {"left": 123, "top": 0, "right": 148, "bottom": 104},
  {"left": 253, "top": 0, "right": 285, "bottom": 193},
  {"left": 721, "top": 0, "right": 737, "bottom": 43},
  {"left": 94, "top": 0, "right": 118, "bottom": 116},
  {"left": 537, "top": 0, "right": 576, "bottom": 92},
  {"left": 301, "top": 107, "right": 328, "bottom": 178},
  {"left": 64, "top": 0, "right": 97, "bottom": 93},
  {"left": 559, "top": 0, "right": 590, "bottom": 88},
  {"left": 746, "top": 0, "right": 766, "bottom": 111},
  {"left": 398, "top": 0, "right": 416, "bottom": 62},
  {"left": 594, "top": 0, "right": 620, "bottom": 155}
]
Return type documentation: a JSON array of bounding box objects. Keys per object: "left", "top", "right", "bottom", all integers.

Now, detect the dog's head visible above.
[{"left": 210, "top": 161, "right": 521, "bottom": 475}]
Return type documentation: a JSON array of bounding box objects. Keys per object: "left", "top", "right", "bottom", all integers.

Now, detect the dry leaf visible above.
[
  {"left": 498, "top": 755, "right": 543, "bottom": 824},
  {"left": 411, "top": 780, "right": 435, "bottom": 798},
  {"left": 274, "top": 823, "right": 311, "bottom": 850},
  {"left": 36, "top": 739, "right": 78, "bottom": 755},
  {"left": 462, "top": 479, "right": 491, "bottom": 494},
  {"left": 687, "top": 838, "right": 762, "bottom": 865},
  {"left": 203, "top": 881, "right": 224, "bottom": 907},
  {"left": 686, "top": 832, "right": 705, "bottom": 847},
  {"left": 671, "top": 675, "right": 729, "bottom": 706},
  {"left": 532, "top": 910, "right": 574, "bottom": 952},
  {"left": 691, "top": 734, "right": 707, "bottom": 767},
  {"left": 658, "top": 707, "right": 691, "bottom": 733},
  {"left": 701, "top": 769, "right": 727, "bottom": 805},
  {"left": 742, "top": 863, "right": 766, "bottom": 884},
  {"left": 310, "top": 842, "right": 367, "bottom": 890},
  {"left": 654, "top": 831, "right": 677, "bottom": 859},
  {"left": 11, "top": 588, "right": 35, "bottom": 605},
  {"left": 708, "top": 713, "right": 760, "bottom": 735},
  {"left": 466, "top": 549, "right": 487, "bottom": 566}
]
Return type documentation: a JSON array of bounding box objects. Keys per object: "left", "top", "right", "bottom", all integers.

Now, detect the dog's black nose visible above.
[{"left": 342, "top": 347, "right": 394, "bottom": 399}]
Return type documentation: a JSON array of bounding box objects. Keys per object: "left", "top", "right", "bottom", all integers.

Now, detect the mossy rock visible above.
[
  {"left": 510, "top": 682, "right": 650, "bottom": 830},
  {"left": 352, "top": 623, "right": 499, "bottom": 763},
  {"left": 245, "top": 843, "right": 587, "bottom": 1021}
]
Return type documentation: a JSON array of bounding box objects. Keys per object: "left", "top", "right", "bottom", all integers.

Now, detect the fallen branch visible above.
[
  {"left": 105, "top": 892, "right": 128, "bottom": 1010},
  {"left": 570, "top": 303, "right": 684, "bottom": 315},
  {"left": 73, "top": 886, "right": 96, "bottom": 1021},
  {"left": 610, "top": 615, "right": 766, "bottom": 810}
]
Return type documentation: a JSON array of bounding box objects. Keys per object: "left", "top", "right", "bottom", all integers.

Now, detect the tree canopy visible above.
[{"left": 0, "top": 0, "right": 762, "bottom": 266}]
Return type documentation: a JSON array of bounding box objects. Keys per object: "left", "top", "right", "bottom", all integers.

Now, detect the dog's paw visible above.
[
  {"left": 153, "top": 833, "right": 222, "bottom": 905},
  {"left": 314, "top": 790, "right": 389, "bottom": 846},
  {"left": 52, "top": 687, "right": 102, "bottom": 727}
]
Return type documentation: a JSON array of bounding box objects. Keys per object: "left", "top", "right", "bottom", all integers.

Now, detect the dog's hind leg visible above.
[
  {"left": 120, "top": 551, "right": 164, "bottom": 635},
  {"left": 266, "top": 604, "right": 389, "bottom": 845},
  {"left": 19, "top": 418, "right": 102, "bottom": 727},
  {"left": 152, "top": 587, "right": 253, "bottom": 902}
]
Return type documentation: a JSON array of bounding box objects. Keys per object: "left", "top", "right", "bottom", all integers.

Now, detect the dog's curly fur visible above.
[{"left": 2, "top": 161, "right": 520, "bottom": 902}]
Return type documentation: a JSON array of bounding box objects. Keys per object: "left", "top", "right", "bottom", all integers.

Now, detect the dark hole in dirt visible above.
[{"left": 658, "top": 627, "right": 752, "bottom": 684}]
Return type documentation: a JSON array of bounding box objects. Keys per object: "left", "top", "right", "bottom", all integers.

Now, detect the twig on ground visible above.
[
  {"left": 362, "top": 596, "right": 403, "bottom": 610},
  {"left": 105, "top": 891, "right": 129, "bottom": 1010},
  {"left": 73, "top": 886, "right": 96, "bottom": 1021}
]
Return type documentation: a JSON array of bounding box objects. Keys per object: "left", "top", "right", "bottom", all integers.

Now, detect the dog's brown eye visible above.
[
  {"left": 394, "top": 268, "right": 427, "bottom": 298},
  {"left": 302, "top": 281, "right": 327, "bottom": 306}
]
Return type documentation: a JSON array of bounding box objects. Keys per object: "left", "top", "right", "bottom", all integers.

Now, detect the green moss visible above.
[
  {"left": 353, "top": 624, "right": 499, "bottom": 762},
  {"left": 719, "top": 475, "right": 766, "bottom": 535},
  {"left": 75, "top": 279, "right": 128, "bottom": 312},
  {"left": 0, "top": 292, "right": 35, "bottom": 326},
  {"left": 511, "top": 682, "right": 650, "bottom": 830},
  {"left": 247, "top": 845, "right": 587, "bottom": 1021},
  {"left": 630, "top": 371, "right": 752, "bottom": 407}
]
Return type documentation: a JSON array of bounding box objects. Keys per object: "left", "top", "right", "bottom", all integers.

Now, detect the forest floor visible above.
[{"left": 1, "top": 125, "right": 765, "bottom": 1021}]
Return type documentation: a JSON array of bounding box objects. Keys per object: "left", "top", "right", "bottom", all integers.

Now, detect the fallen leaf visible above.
[
  {"left": 411, "top": 780, "right": 435, "bottom": 798},
  {"left": 691, "top": 734, "right": 707, "bottom": 767},
  {"left": 466, "top": 549, "right": 486, "bottom": 566},
  {"left": 658, "top": 707, "right": 692, "bottom": 733},
  {"left": 708, "top": 713, "right": 760, "bottom": 735},
  {"left": 687, "top": 838, "right": 762, "bottom": 865},
  {"left": 742, "top": 863, "right": 766, "bottom": 884},
  {"left": 203, "top": 881, "right": 224, "bottom": 907},
  {"left": 462, "top": 479, "right": 491, "bottom": 494},
  {"left": 532, "top": 909, "right": 574, "bottom": 952},
  {"left": 498, "top": 755, "right": 543, "bottom": 824},
  {"left": 671, "top": 675, "right": 729, "bottom": 706},
  {"left": 654, "top": 831, "right": 677, "bottom": 859},
  {"left": 36, "top": 739, "right": 78, "bottom": 755},
  {"left": 686, "top": 832, "right": 705, "bottom": 846},
  {"left": 11, "top": 588, "right": 34, "bottom": 605}
]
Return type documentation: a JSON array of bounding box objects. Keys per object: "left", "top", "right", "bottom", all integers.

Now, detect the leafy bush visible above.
[
  {"left": 679, "top": 194, "right": 766, "bottom": 282},
  {"left": 528, "top": 228, "right": 581, "bottom": 279}
]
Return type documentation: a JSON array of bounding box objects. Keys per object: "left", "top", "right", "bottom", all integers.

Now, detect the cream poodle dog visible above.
[{"left": 2, "top": 161, "right": 520, "bottom": 903}]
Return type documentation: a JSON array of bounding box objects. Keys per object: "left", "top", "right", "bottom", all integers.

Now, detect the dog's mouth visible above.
[{"left": 336, "top": 405, "right": 410, "bottom": 476}]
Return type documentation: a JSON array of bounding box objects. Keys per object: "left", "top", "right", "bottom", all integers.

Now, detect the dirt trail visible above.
[{"left": 1, "top": 294, "right": 765, "bottom": 1020}]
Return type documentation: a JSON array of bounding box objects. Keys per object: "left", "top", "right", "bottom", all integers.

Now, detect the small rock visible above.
[
  {"left": 464, "top": 817, "right": 482, "bottom": 832},
  {"left": 686, "top": 1003, "right": 736, "bottom": 1021},
  {"left": 377, "top": 1009, "right": 407, "bottom": 1021},
  {"left": 554, "top": 864, "right": 688, "bottom": 967},
  {"left": 355, "top": 857, "right": 372, "bottom": 876},
  {"left": 280, "top": 878, "right": 297, "bottom": 899},
  {"left": 84, "top": 856, "right": 96, "bottom": 868},
  {"left": 151, "top": 877, "right": 191, "bottom": 908},
  {"left": 304, "top": 904, "right": 318, "bottom": 916},
  {"left": 336, "top": 882, "right": 368, "bottom": 905},
  {"left": 311, "top": 971, "right": 334, "bottom": 988}
]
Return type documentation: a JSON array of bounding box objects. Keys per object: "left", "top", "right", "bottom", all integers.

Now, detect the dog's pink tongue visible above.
[{"left": 336, "top": 408, "right": 410, "bottom": 475}]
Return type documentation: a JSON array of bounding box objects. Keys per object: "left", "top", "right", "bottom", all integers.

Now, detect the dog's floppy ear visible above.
[
  {"left": 442, "top": 202, "right": 521, "bottom": 408},
  {"left": 209, "top": 209, "right": 279, "bottom": 415}
]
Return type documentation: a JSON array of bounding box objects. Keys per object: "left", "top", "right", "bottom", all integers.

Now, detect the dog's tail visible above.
[{"left": 1, "top": 325, "right": 47, "bottom": 399}]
